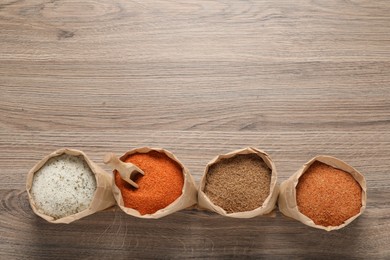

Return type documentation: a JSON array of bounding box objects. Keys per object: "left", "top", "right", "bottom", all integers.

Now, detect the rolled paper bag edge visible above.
[
  {"left": 198, "top": 147, "right": 279, "bottom": 218},
  {"left": 26, "top": 148, "right": 116, "bottom": 224},
  {"left": 277, "top": 155, "right": 367, "bottom": 231},
  {"left": 113, "top": 147, "right": 197, "bottom": 219}
]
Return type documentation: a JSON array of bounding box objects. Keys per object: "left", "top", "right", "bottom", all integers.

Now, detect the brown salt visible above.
[
  {"left": 296, "top": 161, "right": 362, "bottom": 227},
  {"left": 203, "top": 154, "right": 271, "bottom": 213}
]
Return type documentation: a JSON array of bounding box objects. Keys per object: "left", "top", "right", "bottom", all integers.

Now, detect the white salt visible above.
[{"left": 31, "top": 154, "right": 97, "bottom": 219}]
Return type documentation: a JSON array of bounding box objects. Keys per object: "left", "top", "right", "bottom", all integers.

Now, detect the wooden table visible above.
[{"left": 1, "top": 0, "right": 389, "bottom": 259}]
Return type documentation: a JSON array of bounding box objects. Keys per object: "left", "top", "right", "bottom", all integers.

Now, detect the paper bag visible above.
[
  {"left": 112, "top": 147, "right": 197, "bottom": 219},
  {"left": 198, "top": 147, "right": 279, "bottom": 218},
  {"left": 278, "top": 155, "right": 367, "bottom": 231},
  {"left": 26, "top": 148, "right": 116, "bottom": 224}
]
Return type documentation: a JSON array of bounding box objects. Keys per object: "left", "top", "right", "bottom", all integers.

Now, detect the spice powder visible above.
[
  {"left": 296, "top": 161, "right": 362, "bottom": 227},
  {"left": 114, "top": 151, "right": 184, "bottom": 215},
  {"left": 204, "top": 154, "right": 271, "bottom": 213}
]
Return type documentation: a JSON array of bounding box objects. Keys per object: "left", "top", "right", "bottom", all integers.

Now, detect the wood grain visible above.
[{"left": 1, "top": 0, "right": 390, "bottom": 259}]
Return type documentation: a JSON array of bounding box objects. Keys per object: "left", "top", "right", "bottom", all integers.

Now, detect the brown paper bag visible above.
[
  {"left": 26, "top": 148, "right": 116, "bottom": 224},
  {"left": 198, "top": 147, "right": 279, "bottom": 218},
  {"left": 278, "top": 155, "right": 367, "bottom": 231},
  {"left": 112, "top": 147, "right": 198, "bottom": 219}
]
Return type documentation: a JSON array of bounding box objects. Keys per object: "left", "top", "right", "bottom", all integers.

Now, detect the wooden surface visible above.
[{"left": 1, "top": 0, "right": 390, "bottom": 259}]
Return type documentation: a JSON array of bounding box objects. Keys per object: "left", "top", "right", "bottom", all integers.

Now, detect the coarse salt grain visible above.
[
  {"left": 31, "top": 154, "right": 97, "bottom": 219},
  {"left": 296, "top": 161, "right": 362, "bottom": 227}
]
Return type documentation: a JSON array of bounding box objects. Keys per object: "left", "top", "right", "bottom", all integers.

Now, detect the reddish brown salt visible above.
[{"left": 296, "top": 161, "right": 362, "bottom": 227}]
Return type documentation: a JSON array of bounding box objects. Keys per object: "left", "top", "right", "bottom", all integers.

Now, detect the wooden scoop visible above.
[{"left": 104, "top": 153, "right": 144, "bottom": 188}]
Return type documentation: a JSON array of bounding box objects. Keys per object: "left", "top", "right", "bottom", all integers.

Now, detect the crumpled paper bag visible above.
[
  {"left": 278, "top": 155, "right": 367, "bottom": 231},
  {"left": 198, "top": 147, "right": 279, "bottom": 218},
  {"left": 112, "top": 147, "right": 197, "bottom": 219},
  {"left": 26, "top": 148, "right": 116, "bottom": 224}
]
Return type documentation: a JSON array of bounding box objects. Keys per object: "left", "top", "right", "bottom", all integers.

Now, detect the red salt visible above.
[{"left": 114, "top": 151, "right": 184, "bottom": 215}]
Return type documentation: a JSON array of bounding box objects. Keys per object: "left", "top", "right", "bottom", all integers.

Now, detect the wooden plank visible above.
[
  {"left": 1, "top": 85, "right": 390, "bottom": 132},
  {"left": 0, "top": 129, "right": 389, "bottom": 186},
  {"left": 0, "top": 189, "right": 389, "bottom": 259},
  {"left": 0, "top": 129, "right": 389, "bottom": 258},
  {"left": 1, "top": 0, "right": 390, "bottom": 258}
]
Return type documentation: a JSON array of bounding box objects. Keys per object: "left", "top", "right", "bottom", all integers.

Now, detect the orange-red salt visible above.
[
  {"left": 296, "top": 161, "right": 362, "bottom": 227},
  {"left": 114, "top": 151, "right": 184, "bottom": 215}
]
